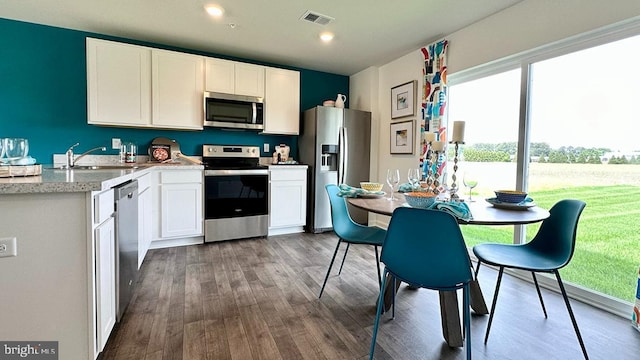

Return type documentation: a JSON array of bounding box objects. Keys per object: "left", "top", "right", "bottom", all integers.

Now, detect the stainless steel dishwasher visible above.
[{"left": 114, "top": 180, "right": 139, "bottom": 321}]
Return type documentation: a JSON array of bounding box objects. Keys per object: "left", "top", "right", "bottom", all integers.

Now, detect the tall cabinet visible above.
[{"left": 264, "top": 67, "right": 300, "bottom": 135}]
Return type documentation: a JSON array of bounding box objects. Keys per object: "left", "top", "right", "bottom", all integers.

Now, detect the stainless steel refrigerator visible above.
[{"left": 299, "top": 106, "right": 372, "bottom": 232}]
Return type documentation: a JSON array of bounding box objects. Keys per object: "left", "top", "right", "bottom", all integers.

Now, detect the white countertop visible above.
[{"left": 0, "top": 163, "right": 203, "bottom": 194}]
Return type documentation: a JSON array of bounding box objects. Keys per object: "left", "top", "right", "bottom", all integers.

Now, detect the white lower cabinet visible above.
[
  {"left": 94, "top": 207, "right": 116, "bottom": 354},
  {"left": 136, "top": 172, "right": 152, "bottom": 268},
  {"left": 152, "top": 169, "right": 204, "bottom": 245},
  {"left": 269, "top": 166, "right": 307, "bottom": 235}
]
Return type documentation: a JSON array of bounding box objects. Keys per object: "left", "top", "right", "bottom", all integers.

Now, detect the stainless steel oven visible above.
[{"left": 202, "top": 145, "right": 268, "bottom": 242}]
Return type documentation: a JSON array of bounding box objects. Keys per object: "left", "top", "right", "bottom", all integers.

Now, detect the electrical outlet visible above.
[
  {"left": 112, "top": 138, "right": 121, "bottom": 150},
  {"left": 263, "top": 143, "right": 269, "bottom": 153},
  {"left": 0, "top": 237, "right": 17, "bottom": 258}
]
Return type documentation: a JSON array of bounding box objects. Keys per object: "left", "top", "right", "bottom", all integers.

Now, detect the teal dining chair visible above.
[
  {"left": 473, "top": 199, "right": 588, "bottom": 359},
  {"left": 319, "top": 184, "right": 386, "bottom": 298},
  {"left": 369, "top": 207, "right": 473, "bottom": 360}
]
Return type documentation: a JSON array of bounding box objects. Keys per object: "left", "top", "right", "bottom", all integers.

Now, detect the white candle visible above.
[
  {"left": 431, "top": 141, "right": 445, "bottom": 151},
  {"left": 424, "top": 132, "right": 437, "bottom": 142},
  {"left": 451, "top": 121, "right": 465, "bottom": 143}
]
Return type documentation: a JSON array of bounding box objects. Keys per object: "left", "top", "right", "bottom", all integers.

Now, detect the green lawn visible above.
[{"left": 461, "top": 185, "right": 640, "bottom": 302}]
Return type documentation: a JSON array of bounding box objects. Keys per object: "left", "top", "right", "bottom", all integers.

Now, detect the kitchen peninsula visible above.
[{"left": 0, "top": 163, "right": 202, "bottom": 359}]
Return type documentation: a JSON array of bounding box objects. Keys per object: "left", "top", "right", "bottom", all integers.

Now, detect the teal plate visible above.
[{"left": 486, "top": 197, "right": 535, "bottom": 211}]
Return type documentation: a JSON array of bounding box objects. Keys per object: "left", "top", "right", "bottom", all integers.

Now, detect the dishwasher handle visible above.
[{"left": 114, "top": 180, "right": 139, "bottom": 200}]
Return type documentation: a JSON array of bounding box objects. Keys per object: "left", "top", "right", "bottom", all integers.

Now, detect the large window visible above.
[
  {"left": 448, "top": 70, "right": 520, "bottom": 245},
  {"left": 448, "top": 28, "right": 640, "bottom": 313}
]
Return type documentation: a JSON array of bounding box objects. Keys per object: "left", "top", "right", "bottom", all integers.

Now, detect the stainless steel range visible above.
[{"left": 202, "top": 145, "right": 269, "bottom": 243}]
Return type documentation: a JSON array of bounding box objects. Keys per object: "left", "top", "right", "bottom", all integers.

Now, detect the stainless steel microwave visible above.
[{"left": 203, "top": 92, "right": 264, "bottom": 130}]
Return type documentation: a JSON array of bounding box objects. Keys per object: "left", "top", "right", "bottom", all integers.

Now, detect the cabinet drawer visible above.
[
  {"left": 160, "top": 170, "right": 202, "bottom": 184},
  {"left": 135, "top": 172, "right": 151, "bottom": 192},
  {"left": 270, "top": 168, "right": 307, "bottom": 182},
  {"left": 94, "top": 189, "right": 114, "bottom": 224}
]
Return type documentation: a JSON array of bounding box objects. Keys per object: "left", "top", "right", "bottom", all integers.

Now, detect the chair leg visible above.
[
  {"left": 463, "top": 284, "right": 472, "bottom": 360},
  {"left": 337, "top": 243, "right": 350, "bottom": 275},
  {"left": 554, "top": 270, "right": 589, "bottom": 360},
  {"left": 484, "top": 266, "right": 504, "bottom": 344},
  {"left": 531, "top": 272, "right": 548, "bottom": 318},
  {"left": 391, "top": 276, "right": 396, "bottom": 319},
  {"left": 370, "top": 268, "right": 389, "bottom": 360},
  {"left": 474, "top": 259, "right": 482, "bottom": 277},
  {"left": 319, "top": 239, "right": 343, "bottom": 298},
  {"left": 374, "top": 246, "right": 382, "bottom": 289}
]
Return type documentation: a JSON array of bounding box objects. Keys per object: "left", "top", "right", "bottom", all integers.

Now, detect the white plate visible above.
[
  {"left": 358, "top": 192, "right": 386, "bottom": 198},
  {"left": 486, "top": 197, "right": 535, "bottom": 210}
]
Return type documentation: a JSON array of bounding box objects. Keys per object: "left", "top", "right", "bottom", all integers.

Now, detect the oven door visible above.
[{"left": 204, "top": 169, "right": 269, "bottom": 242}]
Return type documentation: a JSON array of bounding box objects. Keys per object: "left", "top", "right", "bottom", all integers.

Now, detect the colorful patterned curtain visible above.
[{"left": 419, "top": 40, "right": 448, "bottom": 181}]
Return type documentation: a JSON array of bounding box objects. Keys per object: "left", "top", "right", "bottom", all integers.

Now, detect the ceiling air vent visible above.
[{"left": 300, "top": 11, "right": 334, "bottom": 26}]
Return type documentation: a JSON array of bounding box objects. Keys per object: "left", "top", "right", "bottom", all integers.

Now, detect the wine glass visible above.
[
  {"left": 463, "top": 171, "right": 478, "bottom": 202},
  {"left": 386, "top": 169, "right": 400, "bottom": 201},
  {"left": 408, "top": 168, "right": 420, "bottom": 190}
]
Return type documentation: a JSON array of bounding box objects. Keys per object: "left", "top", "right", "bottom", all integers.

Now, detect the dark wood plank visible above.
[{"left": 101, "top": 233, "right": 640, "bottom": 360}]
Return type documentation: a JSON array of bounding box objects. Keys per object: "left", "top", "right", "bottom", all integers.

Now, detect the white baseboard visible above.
[
  {"left": 268, "top": 226, "right": 305, "bottom": 236},
  {"left": 149, "top": 236, "right": 203, "bottom": 249}
]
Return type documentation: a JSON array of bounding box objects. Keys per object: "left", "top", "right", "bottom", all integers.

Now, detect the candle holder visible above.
[
  {"left": 430, "top": 149, "right": 442, "bottom": 194},
  {"left": 448, "top": 141, "right": 464, "bottom": 201}
]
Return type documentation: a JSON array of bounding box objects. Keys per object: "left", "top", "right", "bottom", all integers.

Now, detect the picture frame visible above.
[
  {"left": 390, "top": 120, "right": 414, "bottom": 154},
  {"left": 391, "top": 80, "right": 417, "bottom": 119}
]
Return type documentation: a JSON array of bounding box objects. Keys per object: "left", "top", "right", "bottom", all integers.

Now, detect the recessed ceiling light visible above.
[
  {"left": 320, "top": 32, "right": 334, "bottom": 42},
  {"left": 205, "top": 4, "right": 224, "bottom": 17}
]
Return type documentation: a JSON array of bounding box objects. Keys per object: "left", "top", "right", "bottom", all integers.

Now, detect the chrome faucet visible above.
[{"left": 65, "top": 143, "right": 107, "bottom": 168}]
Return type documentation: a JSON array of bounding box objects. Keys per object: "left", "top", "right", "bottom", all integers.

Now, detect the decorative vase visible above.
[{"left": 335, "top": 94, "right": 346, "bottom": 108}]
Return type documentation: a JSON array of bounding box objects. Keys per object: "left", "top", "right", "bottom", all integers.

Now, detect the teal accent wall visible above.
[{"left": 0, "top": 18, "right": 349, "bottom": 162}]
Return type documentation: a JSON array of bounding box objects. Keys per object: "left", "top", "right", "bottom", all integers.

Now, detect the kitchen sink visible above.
[{"left": 52, "top": 165, "right": 141, "bottom": 170}]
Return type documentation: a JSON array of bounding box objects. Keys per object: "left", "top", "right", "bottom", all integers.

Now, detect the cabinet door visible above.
[
  {"left": 264, "top": 68, "right": 300, "bottom": 135},
  {"left": 137, "top": 188, "right": 152, "bottom": 269},
  {"left": 95, "top": 216, "right": 116, "bottom": 353},
  {"left": 161, "top": 183, "right": 203, "bottom": 238},
  {"left": 87, "top": 38, "right": 151, "bottom": 127},
  {"left": 152, "top": 49, "right": 204, "bottom": 130},
  {"left": 235, "top": 63, "right": 265, "bottom": 97},
  {"left": 205, "top": 58, "right": 235, "bottom": 94},
  {"left": 270, "top": 180, "right": 306, "bottom": 228}
]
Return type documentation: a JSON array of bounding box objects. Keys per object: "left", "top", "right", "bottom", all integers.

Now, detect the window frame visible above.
[{"left": 448, "top": 17, "right": 640, "bottom": 318}]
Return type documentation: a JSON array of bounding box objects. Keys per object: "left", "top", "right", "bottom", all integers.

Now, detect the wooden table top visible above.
[{"left": 347, "top": 193, "right": 550, "bottom": 225}]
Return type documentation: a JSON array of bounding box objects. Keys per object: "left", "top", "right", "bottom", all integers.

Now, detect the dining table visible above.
[{"left": 347, "top": 193, "right": 550, "bottom": 347}]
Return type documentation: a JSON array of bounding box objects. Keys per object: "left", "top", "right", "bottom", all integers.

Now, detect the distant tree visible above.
[
  {"left": 530, "top": 142, "right": 552, "bottom": 157},
  {"left": 548, "top": 150, "right": 568, "bottom": 163}
]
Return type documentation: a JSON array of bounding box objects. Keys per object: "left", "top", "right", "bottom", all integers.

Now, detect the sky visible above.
[{"left": 448, "top": 34, "right": 640, "bottom": 153}]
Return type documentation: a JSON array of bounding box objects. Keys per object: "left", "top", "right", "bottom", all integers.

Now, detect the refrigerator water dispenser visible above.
[{"left": 321, "top": 144, "right": 338, "bottom": 172}]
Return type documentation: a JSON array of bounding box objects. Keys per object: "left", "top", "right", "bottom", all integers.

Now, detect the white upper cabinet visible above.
[
  {"left": 86, "top": 38, "right": 204, "bottom": 130},
  {"left": 152, "top": 49, "right": 204, "bottom": 130},
  {"left": 264, "top": 67, "right": 300, "bottom": 135},
  {"left": 87, "top": 38, "right": 300, "bottom": 133},
  {"left": 87, "top": 38, "right": 151, "bottom": 126},
  {"left": 205, "top": 58, "right": 265, "bottom": 97}
]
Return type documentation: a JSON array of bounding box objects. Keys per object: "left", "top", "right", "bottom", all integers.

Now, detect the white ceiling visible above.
[{"left": 0, "top": 0, "right": 523, "bottom": 76}]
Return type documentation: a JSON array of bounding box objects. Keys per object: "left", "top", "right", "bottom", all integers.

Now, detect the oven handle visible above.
[{"left": 205, "top": 169, "right": 269, "bottom": 176}]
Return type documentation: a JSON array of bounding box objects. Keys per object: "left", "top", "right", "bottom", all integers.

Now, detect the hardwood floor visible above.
[{"left": 100, "top": 232, "right": 640, "bottom": 359}]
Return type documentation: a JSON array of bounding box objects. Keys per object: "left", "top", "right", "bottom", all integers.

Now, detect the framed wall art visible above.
[
  {"left": 391, "top": 80, "right": 417, "bottom": 119},
  {"left": 390, "top": 120, "right": 414, "bottom": 154}
]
